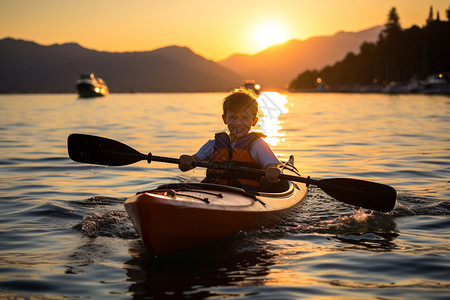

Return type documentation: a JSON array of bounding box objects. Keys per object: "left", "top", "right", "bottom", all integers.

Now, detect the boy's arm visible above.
[
  {"left": 250, "top": 139, "right": 281, "bottom": 167},
  {"left": 250, "top": 139, "right": 282, "bottom": 183}
]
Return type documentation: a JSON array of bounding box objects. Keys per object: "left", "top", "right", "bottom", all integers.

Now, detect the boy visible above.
[{"left": 179, "top": 88, "right": 281, "bottom": 191}]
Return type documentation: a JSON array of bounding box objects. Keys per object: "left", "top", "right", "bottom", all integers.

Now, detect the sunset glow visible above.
[
  {"left": 0, "top": 0, "right": 448, "bottom": 60},
  {"left": 253, "top": 23, "right": 289, "bottom": 50}
]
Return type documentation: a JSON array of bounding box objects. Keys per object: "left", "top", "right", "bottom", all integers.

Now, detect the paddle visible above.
[{"left": 67, "top": 133, "right": 397, "bottom": 212}]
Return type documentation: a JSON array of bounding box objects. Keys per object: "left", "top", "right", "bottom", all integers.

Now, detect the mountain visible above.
[
  {"left": 0, "top": 27, "right": 383, "bottom": 93},
  {"left": 0, "top": 38, "right": 244, "bottom": 93},
  {"left": 219, "top": 26, "right": 383, "bottom": 90}
]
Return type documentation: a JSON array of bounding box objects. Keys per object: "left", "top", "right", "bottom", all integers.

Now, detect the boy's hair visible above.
[{"left": 222, "top": 88, "right": 259, "bottom": 117}]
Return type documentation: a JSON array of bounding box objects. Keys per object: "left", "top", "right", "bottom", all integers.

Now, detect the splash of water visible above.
[{"left": 73, "top": 211, "right": 138, "bottom": 239}]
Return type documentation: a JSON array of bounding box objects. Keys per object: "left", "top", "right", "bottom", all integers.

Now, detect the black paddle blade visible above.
[
  {"left": 67, "top": 134, "right": 148, "bottom": 166},
  {"left": 317, "top": 178, "right": 397, "bottom": 212}
]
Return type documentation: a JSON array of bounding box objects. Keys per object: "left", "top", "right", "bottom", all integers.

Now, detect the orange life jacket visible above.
[{"left": 204, "top": 132, "right": 265, "bottom": 192}]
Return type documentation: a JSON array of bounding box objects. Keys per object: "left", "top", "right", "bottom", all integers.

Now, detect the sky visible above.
[{"left": 0, "top": 0, "right": 448, "bottom": 61}]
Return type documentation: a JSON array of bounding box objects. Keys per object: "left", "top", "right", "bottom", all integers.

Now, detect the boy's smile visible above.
[{"left": 223, "top": 111, "right": 258, "bottom": 142}]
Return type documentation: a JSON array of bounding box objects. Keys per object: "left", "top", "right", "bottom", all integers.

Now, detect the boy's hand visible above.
[
  {"left": 179, "top": 155, "right": 199, "bottom": 172},
  {"left": 265, "top": 164, "right": 280, "bottom": 183}
]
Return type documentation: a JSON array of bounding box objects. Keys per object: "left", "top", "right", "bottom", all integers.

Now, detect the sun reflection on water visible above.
[{"left": 255, "top": 92, "right": 289, "bottom": 147}]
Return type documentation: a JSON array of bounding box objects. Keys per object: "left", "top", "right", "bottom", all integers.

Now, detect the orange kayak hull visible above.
[{"left": 124, "top": 158, "right": 308, "bottom": 255}]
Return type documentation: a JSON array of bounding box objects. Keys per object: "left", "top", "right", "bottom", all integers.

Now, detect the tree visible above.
[
  {"left": 427, "top": 6, "right": 434, "bottom": 25},
  {"left": 383, "top": 7, "right": 402, "bottom": 37}
]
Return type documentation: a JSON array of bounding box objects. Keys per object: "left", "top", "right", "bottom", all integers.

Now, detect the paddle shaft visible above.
[
  {"left": 67, "top": 133, "right": 397, "bottom": 212},
  {"left": 150, "top": 153, "right": 322, "bottom": 187},
  {"left": 97, "top": 148, "right": 320, "bottom": 186}
]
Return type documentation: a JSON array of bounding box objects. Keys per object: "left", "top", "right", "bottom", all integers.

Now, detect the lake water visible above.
[{"left": 0, "top": 93, "right": 449, "bottom": 299}]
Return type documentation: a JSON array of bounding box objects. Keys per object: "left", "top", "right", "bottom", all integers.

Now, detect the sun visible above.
[{"left": 253, "top": 23, "right": 289, "bottom": 50}]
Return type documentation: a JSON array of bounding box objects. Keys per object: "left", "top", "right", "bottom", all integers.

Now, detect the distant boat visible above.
[
  {"left": 244, "top": 80, "right": 262, "bottom": 95},
  {"left": 76, "top": 73, "right": 109, "bottom": 98}
]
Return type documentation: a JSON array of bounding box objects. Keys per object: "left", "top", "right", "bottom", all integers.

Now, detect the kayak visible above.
[
  {"left": 68, "top": 134, "right": 396, "bottom": 252},
  {"left": 124, "top": 156, "right": 308, "bottom": 255}
]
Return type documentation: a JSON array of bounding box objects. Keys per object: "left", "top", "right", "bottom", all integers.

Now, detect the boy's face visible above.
[{"left": 222, "top": 110, "right": 258, "bottom": 141}]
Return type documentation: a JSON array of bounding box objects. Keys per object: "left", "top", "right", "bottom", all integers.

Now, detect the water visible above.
[{"left": 0, "top": 93, "right": 449, "bottom": 299}]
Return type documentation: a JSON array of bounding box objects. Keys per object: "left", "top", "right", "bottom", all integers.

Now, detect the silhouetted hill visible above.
[
  {"left": 219, "top": 26, "right": 383, "bottom": 89},
  {"left": 0, "top": 38, "right": 244, "bottom": 93}
]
